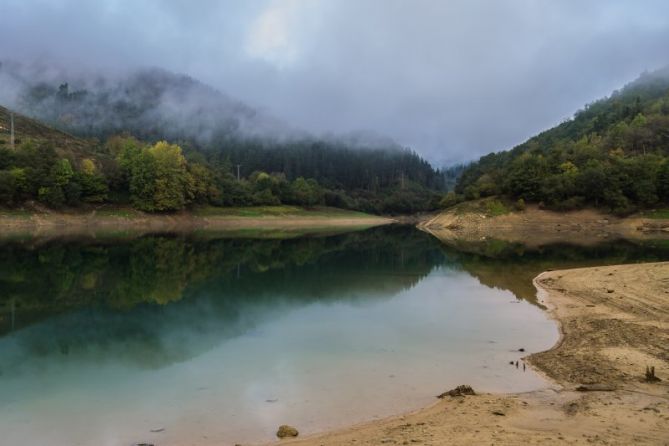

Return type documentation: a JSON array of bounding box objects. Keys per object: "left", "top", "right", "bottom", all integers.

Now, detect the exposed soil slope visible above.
[{"left": 420, "top": 202, "right": 669, "bottom": 247}]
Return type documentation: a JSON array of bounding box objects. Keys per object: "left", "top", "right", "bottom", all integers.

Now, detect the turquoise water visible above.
[{"left": 1, "top": 227, "right": 665, "bottom": 445}]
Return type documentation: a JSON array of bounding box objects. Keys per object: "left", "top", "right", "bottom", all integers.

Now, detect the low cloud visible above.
[{"left": 1, "top": 0, "right": 668, "bottom": 164}]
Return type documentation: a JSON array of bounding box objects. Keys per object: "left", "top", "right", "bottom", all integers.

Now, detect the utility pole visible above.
[
  {"left": 9, "top": 111, "right": 15, "bottom": 150},
  {"left": 236, "top": 164, "right": 242, "bottom": 181}
]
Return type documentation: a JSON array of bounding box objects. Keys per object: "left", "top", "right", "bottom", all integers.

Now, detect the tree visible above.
[
  {"left": 657, "top": 160, "right": 669, "bottom": 203},
  {"left": 148, "top": 141, "right": 193, "bottom": 211},
  {"left": 290, "top": 177, "right": 323, "bottom": 207},
  {"left": 0, "top": 170, "right": 16, "bottom": 205}
]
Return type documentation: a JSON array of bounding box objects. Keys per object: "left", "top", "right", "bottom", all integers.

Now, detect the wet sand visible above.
[{"left": 273, "top": 262, "right": 669, "bottom": 446}]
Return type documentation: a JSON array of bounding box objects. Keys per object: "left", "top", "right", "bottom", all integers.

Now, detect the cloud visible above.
[
  {"left": 245, "top": 0, "right": 301, "bottom": 67},
  {"left": 0, "top": 0, "right": 668, "bottom": 164}
]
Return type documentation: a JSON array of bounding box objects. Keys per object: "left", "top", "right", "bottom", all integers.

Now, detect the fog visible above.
[{"left": 1, "top": 0, "right": 668, "bottom": 164}]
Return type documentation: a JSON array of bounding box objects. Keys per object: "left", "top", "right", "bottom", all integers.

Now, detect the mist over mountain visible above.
[
  {"left": 0, "top": 61, "right": 307, "bottom": 146},
  {"left": 0, "top": 61, "right": 444, "bottom": 214}
]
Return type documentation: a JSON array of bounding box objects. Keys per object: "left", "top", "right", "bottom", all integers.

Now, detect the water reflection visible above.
[
  {"left": 0, "top": 227, "right": 667, "bottom": 445},
  {"left": 441, "top": 238, "right": 669, "bottom": 303},
  {"left": 0, "top": 227, "right": 442, "bottom": 371},
  {"left": 1, "top": 229, "right": 667, "bottom": 372}
]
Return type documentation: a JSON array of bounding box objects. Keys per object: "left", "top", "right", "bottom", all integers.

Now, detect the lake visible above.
[{"left": 0, "top": 226, "right": 667, "bottom": 445}]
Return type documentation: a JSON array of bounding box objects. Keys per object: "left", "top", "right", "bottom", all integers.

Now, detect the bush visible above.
[
  {"left": 439, "top": 191, "right": 460, "bottom": 209},
  {"left": 485, "top": 199, "right": 509, "bottom": 216},
  {"left": 38, "top": 186, "right": 65, "bottom": 208}
]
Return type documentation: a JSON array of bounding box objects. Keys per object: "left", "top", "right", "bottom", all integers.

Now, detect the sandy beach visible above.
[{"left": 272, "top": 262, "right": 669, "bottom": 446}]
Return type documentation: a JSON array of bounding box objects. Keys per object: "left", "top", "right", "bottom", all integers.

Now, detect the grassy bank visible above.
[{"left": 0, "top": 205, "right": 394, "bottom": 239}]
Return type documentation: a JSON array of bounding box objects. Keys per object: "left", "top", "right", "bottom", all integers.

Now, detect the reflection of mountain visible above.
[
  {"left": 439, "top": 238, "right": 669, "bottom": 304},
  {"left": 0, "top": 226, "right": 443, "bottom": 372}
]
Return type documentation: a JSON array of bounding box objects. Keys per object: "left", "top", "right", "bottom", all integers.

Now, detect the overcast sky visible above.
[{"left": 1, "top": 0, "right": 668, "bottom": 165}]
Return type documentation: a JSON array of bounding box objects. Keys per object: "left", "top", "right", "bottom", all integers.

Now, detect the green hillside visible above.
[
  {"left": 454, "top": 68, "right": 669, "bottom": 214},
  {"left": 0, "top": 105, "right": 107, "bottom": 164},
  {"left": 0, "top": 103, "right": 440, "bottom": 213}
]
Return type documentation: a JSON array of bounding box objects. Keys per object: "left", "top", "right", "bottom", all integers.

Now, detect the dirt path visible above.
[{"left": 270, "top": 262, "right": 669, "bottom": 446}]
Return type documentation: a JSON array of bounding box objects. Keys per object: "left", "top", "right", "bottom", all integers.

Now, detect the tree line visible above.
[{"left": 0, "top": 134, "right": 444, "bottom": 213}]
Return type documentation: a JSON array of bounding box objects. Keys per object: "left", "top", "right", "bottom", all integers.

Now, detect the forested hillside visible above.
[
  {"left": 454, "top": 68, "right": 669, "bottom": 213},
  {"left": 0, "top": 64, "right": 446, "bottom": 213}
]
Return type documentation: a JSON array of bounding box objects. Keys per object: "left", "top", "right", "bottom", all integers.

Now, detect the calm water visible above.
[{"left": 0, "top": 226, "right": 667, "bottom": 445}]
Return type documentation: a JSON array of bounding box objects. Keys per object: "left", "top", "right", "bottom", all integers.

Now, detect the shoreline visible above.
[
  {"left": 0, "top": 207, "right": 394, "bottom": 239},
  {"left": 419, "top": 205, "right": 669, "bottom": 247},
  {"left": 270, "top": 262, "right": 669, "bottom": 446}
]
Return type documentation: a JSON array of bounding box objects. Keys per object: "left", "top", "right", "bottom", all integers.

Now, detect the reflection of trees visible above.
[
  {"left": 0, "top": 226, "right": 442, "bottom": 371},
  {"left": 438, "top": 238, "right": 669, "bottom": 304}
]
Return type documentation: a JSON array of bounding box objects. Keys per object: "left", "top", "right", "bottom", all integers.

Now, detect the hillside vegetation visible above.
[
  {"left": 453, "top": 68, "right": 669, "bottom": 214},
  {"left": 0, "top": 64, "right": 445, "bottom": 214}
]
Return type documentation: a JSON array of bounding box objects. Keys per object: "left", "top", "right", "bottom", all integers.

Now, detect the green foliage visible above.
[
  {"left": 456, "top": 68, "right": 669, "bottom": 213},
  {"left": 289, "top": 177, "right": 323, "bottom": 207},
  {"left": 439, "top": 191, "right": 461, "bottom": 209},
  {"left": 485, "top": 199, "right": 510, "bottom": 217},
  {"left": 38, "top": 185, "right": 65, "bottom": 207},
  {"left": 0, "top": 137, "right": 111, "bottom": 209},
  {"left": 148, "top": 141, "right": 192, "bottom": 211},
  {"left": 0, "top": 170, "right": 16, "bottom": 205},
  {"left": 116, "top": 139, "right": 194, "bottom": 211}
]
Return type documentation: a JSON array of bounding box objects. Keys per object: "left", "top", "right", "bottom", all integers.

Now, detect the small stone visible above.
[
  {"left": 492, "top": 410, "right": 506, "bottom": 416},
  {"left": 276, "top": 425, "right": 299, "bottom": 438}
]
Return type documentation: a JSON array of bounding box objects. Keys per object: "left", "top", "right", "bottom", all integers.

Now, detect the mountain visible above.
[
  {"left": 454, "top": 68, "right": 669, "bottom": 213},
  {"left": 1, "top": 62, "right": 299, "bottom": 145},
  {"left": 0, "top": 63, "right": 445, "bottom": 213}
]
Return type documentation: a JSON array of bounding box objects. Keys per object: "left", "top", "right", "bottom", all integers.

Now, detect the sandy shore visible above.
[
  {"left": 272, "top": 262, "right": 669, "bottom": 446},
  {"left": 420, "top": 206, "right": 669, "bottom": 247}
]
